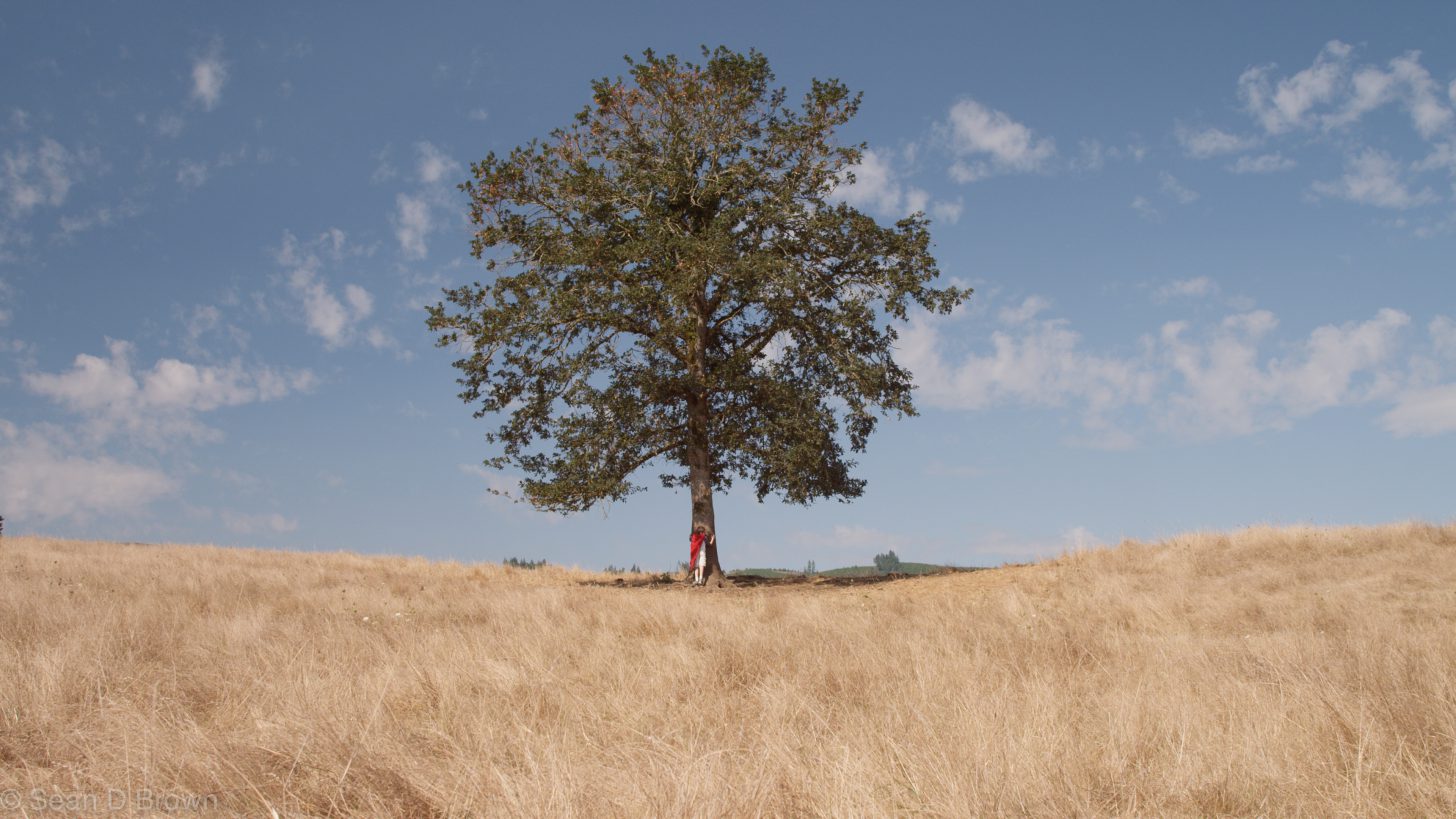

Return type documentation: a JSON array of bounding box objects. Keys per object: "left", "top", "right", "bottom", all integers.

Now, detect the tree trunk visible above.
[{"left": 686, "top": 391, "right": 725, "bottom": 587}]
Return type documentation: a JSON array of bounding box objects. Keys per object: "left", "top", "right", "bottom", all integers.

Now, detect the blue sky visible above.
[{"left": 2, "top": 2, "right": 1454, "bottom": 570}]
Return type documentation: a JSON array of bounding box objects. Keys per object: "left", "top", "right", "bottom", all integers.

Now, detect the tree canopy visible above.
[{"left": 427, "top": 47, "right": 969, "bottom": 581}]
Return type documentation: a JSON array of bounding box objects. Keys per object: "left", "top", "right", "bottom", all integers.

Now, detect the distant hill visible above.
[{"left": 731, "top": 561, "right": 973, "bottom": 579}]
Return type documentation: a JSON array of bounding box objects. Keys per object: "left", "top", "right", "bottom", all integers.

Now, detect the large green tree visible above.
[{"left": 427, "top": 47, "right": 969, "bottom": 586}]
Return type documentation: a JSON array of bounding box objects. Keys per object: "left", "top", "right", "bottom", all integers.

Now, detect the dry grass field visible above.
[{"left": 2, "top": 522, "right": 1454, "bottom": 817}]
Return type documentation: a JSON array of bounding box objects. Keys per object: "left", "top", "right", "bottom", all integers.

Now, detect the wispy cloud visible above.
[
  {"left": 0, "top": 276, "right": 12, "bottom": 325},
  {"left": 1228, "top": 153, "right": 1296, "bottom": 174},
  {"left": 393, "top": 194, "right": 431, "bottom": 258},
  {"left": 2, "top": 137, "right": 97, "bottom": 216},
  {"left": 1236, "top": 41, "right": 1455, "bottom": 142},
  {"left": 1191, "top": 41, "right": 1456, "bottom": 223},
  {"left": 179, "top": 303, "right": 250, "bottom": 357},
  {"left": 1070, "top": 138, "right": 1146, "bottom": 172},
  {"left": 1311, "top": 148, "right": 1437, "bottom": 209},
  {"left": 1176, "top": 124, "right": 1259, "bottom": 158},
  {"left": 381, "top": 143, "right": 464, "bottom": 259},
  {"left": 1431, "top": 316, "right": 1456, "bottom": 360},
  {"left": 1131, "top": 195, "right": 1160, "bottom": 222},
  {"left": 276, "top": 230, "right": 380, "bottom": 348},
  {"left": 176, "top": 159, "right": 209, "bottom": 189},
  {"left": 155, "top": 112, "right": 185, "bottom": 138},
  {"left": 997, "top": 295, "right": 1051, "bottom": 325},
  {"left": 1159, "top": 171, "right": 1199, "bottom": 204},
  {"left": 1155, "top": 277, "right": 1218, "bottom": 301},
  {"left": 1328, "top": 51, "right": 1454, "bottom": 139},
  {"left": 56, "top": 197, "right": 144, "bottom": 238},
  {"left": 458, "top": 463, "right": 561, "bottom": 520},
  {"left": 190, "top": 40, "right": 229, "bottom": 111},
  {"left": 1239, "top": 40, "right": 1354, "bottom": 135},
  {"left": 416, "top": 141, "right": 460, "bottom": 185}
]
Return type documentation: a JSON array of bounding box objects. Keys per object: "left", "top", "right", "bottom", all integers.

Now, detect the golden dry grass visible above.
[{"left": 2, "top": 522, "right": 1454, "bottom": 817}]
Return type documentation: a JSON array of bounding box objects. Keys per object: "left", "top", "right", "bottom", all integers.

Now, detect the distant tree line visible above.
[{"left": 504, "top": 557, "right": 547, "bottom": 570}]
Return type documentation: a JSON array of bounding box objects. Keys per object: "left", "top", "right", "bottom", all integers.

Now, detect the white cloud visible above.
[
  {"left": 997, "top": 295, "right": 1050, "bottom": 325},
  {"left": 276, "top": 230, "right": 380, "bottom": 348},
  {"left": 221, "top": 510, "right": 299, "bottom": 535},
  {"left": 1239, "top": 40, "right": 1353, "bottom": 134},
  {"left": 1159, "top": 171, "right": 1199, "bottom": 204},
  {"left": 1326, "top": 62, "right": 1398, "bottom": 131},
  {"left": 942, "top": 98, "right": 1055, "bottom": 182},
  {"left": 22, "top": 338, "right": 314, "bottom": 445},
  {"left": 905, "top": 300, "right": 1429, "bottom": 441},
  {"left": 1176, "top": 125, "right": 1259, "bottom": 158},
  {"left": 1311, "top": 148, "right": 1437, "bottom": 209},
  {"left": 931, "top": 199, "right": 964, "bottom": 225},
  {"left": 416, "top": 142, "right": 460, "bottom": 185},
  {"left": 2, "top": 137, "right": 95, "bottom": 216},
  {"left": 1156, "top": 277, "right": 1218, "bottom": 300},
  {"left": 288, "top": 269, "right": 373, "bottom": 348},
  {"left": 176, "top": 159, "right": 209, "bottom": 188},
  {"left": 1275, "top": 308, "right": 1410, "bottom": 414},
  {"left": 0, "top": 429, "right": 177, "bottom": 522},
  {"left": 1326, "top": 51, "right": 1453, "bottom": 139},
  {"left": 394, "top": 193, "right": 431, "bottom": 258},
  {"left": 1235, "top": 43, "right": 1453, "bottom": 143},
  {"left": 833, "top": 148, "right": 960, "bottom": 224},
  {"left": 1228, "top": 153, "right": 1296, "bottom": 174},
  {"left": 1159, "top": 308, "right": 1410, "bottom": 436},
  {"left": 343, "top": 283, "right": 373, "bottom": 318},
  {"left": 190, "top": 42, "right": 229, "bottom": 111},
  {"left": 1414, "top": 141, "right": 1456, "bottom": 175},
  {"left": 1381, "top": 384, "right": 1456, "bottom": 436},
  {"left": 1392, "top": 53, "right": 1454, "bottom": 139},
  {"left": 364, "top": 326, "right": 406, "bottom": 356},
  {"left": 835, "top": 148, "right": 903, "bottom": 214},
  {"left": 0, "top": 276, "right": 12, "bottom": 325},
  {"left": 899, "top": 306, "right": 1155, "bottom": 421},
  {"left": 1430, "top": 316, "right": 1456, "bottom": 359},
  {"left": 468, "top": 108, "right": 489, "bottom": 122}
]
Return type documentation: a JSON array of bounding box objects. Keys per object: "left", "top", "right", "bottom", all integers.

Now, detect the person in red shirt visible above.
[{"left": 689, "top": 524, "right": 713, "bottom": 585}]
